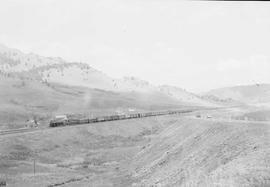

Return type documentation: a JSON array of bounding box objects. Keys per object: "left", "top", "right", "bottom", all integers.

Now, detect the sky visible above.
[{"left": 0, "top": 0, "right": 270, "bottom": 92}]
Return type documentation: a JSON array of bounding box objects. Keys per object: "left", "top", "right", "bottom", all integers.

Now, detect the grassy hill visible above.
[
  {"left": 205, "top": 84, "right": 270, "bottom": 107},
  {"left": 0, "top": 44, "right": 220, "bottom": 112},
  {"left": 0, "top": 75, "right": 194, "bottom": 130}
]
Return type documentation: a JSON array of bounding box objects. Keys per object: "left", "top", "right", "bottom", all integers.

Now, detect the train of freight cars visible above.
[{"left": 49, "top": 109, "right": 193, "bottom": 127}]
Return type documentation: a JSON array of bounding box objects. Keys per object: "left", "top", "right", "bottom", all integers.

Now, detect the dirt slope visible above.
[{"left": 131, "top": 117, "right": 270, "bottom": 187}]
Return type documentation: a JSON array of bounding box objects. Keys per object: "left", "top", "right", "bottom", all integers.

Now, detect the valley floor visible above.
[{"left": 0, "top": 109, "right": 270, "bottom": 187}]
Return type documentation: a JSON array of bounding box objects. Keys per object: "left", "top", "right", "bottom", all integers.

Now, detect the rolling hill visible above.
[
  {"left": 0, "top": 43, "right": 221, "bottom": 130},
  {"left": 0, "top": 43, "right": 222, "bottom": 105},
  {"left": 0, "top": 75, "right": 193, "bottom": 130},
  {"left": 205, "top": 84, "right": 270, "bottom": 107}
]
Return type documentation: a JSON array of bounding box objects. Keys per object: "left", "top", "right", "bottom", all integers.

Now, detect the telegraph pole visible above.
[{"left": 33, "top": 159, "right": 36, "bottom": 176}]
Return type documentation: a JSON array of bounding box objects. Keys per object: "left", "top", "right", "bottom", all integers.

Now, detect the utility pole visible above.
[{"left": 33, "top": 159, "right": 36, "bottom": 176}]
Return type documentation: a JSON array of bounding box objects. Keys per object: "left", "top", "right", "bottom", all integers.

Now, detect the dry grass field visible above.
[{"left": 0, "top": 109, "right": 269, "bottom": 187}]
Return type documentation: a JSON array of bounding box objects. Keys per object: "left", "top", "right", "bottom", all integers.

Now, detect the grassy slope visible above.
[
  {"left": 234, "top": 109, "right": 270, "bottom": 121},
  {"left": 0, "top": 76, "right": 190, "bottom": 130},
  {"left": 131, "top": 117, "right": 270, "bottom": 187},
  {"left": 0, "top": 116, "right": 175, "bottom": 187},
  {"left": 206, "top": 84, "right": 270, "bottom": 105},
  {"left": 0, "top": 113, "right": 269, "bottom": 186}
]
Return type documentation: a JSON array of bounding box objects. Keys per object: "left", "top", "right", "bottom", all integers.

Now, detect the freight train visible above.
[{"left": 49, "top": 109, "right": 193, "bottom": 127}]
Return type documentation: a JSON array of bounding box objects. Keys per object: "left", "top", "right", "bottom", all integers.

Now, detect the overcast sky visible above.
[{"left": 0, "top": 0, "right": 270, "bottom": 92}]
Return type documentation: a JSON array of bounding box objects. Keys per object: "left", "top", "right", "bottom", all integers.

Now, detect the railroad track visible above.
[{"left": 0, "top": 127, "right": 45, "bottom": 136}]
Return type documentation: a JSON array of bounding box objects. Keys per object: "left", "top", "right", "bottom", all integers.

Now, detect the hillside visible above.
[
  {"left": 0, "top": 44, "right": 219, "bottom": 113},
  {"left": 1, "top": 112, "right": 269, "bottom": 186},
  {"left": 159, "top": 85, "right": 217, "bottom": 106},
  {"left": 130, "top": 116, "right": 270, "bottom": 187},
  {"left": 0, "top": 43, "right": 65, "bottom": 72},
  {"left": 0, "top": 74, "right": 195, "bottom": 130},
  {"left": 205, "top": 84, "right": 270, "bottom": 107}
]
